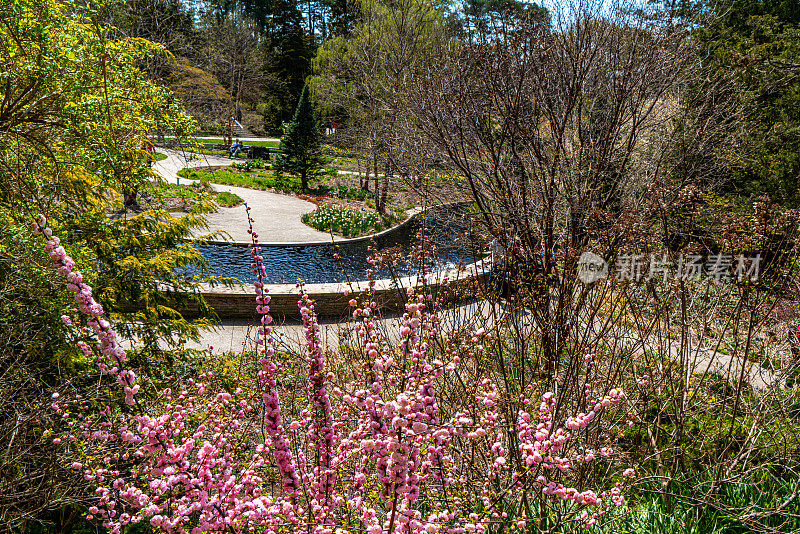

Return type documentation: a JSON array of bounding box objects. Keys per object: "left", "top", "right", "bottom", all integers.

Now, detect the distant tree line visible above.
[{"left": 104, "top": 0, "right": 555, "bottom": 138}]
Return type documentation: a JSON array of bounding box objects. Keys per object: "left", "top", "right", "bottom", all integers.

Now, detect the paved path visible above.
[
  {"left": 201, "top": 183, "right": 338, "bottom": 243},
  {"left": 583, "top": 319, "right": 781, "bottom": 391},
  {"left": 183, "top": 300, "right": 783, "bottom": 391},
  {"left": 162, "top": 136, "right": 281, "bottom": 143},
  {"left": 154, "top": 149, "right": 336, "bottom": 243}
]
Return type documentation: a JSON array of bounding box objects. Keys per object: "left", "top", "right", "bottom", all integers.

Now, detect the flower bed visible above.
[{"left": 302, "top": 205, "right": 403, "bottom": 237}]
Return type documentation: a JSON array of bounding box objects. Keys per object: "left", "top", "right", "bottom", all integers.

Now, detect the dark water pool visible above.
[{"left": 193, "top": 208, "right": 479, "bottom": 284}]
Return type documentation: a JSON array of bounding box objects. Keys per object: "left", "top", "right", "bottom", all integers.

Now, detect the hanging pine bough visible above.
[{"left": 37, "top": 211, "right": 635, "bottom": 534}]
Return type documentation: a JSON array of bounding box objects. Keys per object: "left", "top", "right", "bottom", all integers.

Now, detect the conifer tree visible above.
[{"left": 275, "top": 83, "right": 324, "bottom": 191}]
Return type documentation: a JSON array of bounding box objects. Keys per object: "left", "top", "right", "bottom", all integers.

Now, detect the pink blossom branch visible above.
[
  {"left": 298, "top": 286, "right": 337, "bottom": 516},
  {"left": 246, "top": 204, "right": 301, "bottom": 496},
  {"left": 36, "top": 210, "right": 636, "bottom": 534},
  {"left": 33, "top": 217, "right": 139, "bottom": 405}
]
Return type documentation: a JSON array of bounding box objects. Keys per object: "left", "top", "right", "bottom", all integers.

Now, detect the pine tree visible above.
[{"left": 275, "top": 83, "right": 324, "bottom": 192}]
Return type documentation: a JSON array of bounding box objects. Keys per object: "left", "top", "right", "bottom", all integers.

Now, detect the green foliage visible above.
[
  {"left": 462, "top": 0, "right": 548, "bottom": 32},
  {"left": 605, "top": 474, "right": 800, "bottom": 533},
  {"left": 72, "top": 205, "right": 224, "bottom": 355},
  {"left": 0, "top": 0, "right": 218, "bottom": 335},
  {"left": 333, "top": 184, "right": 373, "bottom": 201},
  {"left": 0, "top": 213, "right": 82, "bottom": 373},
  {"left": 690, "top": 0, "right": 800, "bottom": 204},
  {"left": 309, "top": 0, "right": 450, "bottom": 212},
  {"left": 320, "top": 0, "right": 360, "bottom": 37},
  {"left": 706, "top": 0, "right": 800, "bottom": 31},
  {"left": 182, "top": 169, "right": 377, "bottom": 205},
  {"left": 0, "top": 0, "right": 214, "bottom": 346},
  {"left": 302, "top": 205, "right": 402, "bottom": 237},
  {"left": 0, "top": 0, "right": 195, "bottom": 204},
  {"left": 182, "top": 168, "right": 308, "bottom": 194},
  {"left": 264, "top": 20, "right": 314, "bottom": 131},
  {"left": 215, "top": 190, "right": 244, "bottom": 207},
  {"left": 156, "top": 180, "right": 216, "bottom": 213},
  {"left": 274, "top": 83, "right": 325, "bottom": 191}
]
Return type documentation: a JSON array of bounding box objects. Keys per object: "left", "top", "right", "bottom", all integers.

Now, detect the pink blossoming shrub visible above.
[{"left": 37, "top": 211, "right": 635, "bottom": 534}]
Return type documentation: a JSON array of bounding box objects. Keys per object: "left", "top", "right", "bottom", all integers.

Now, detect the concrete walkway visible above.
[
  {"left": 182, "top": 300, "right": 783, "bottom": 391},
  {"left": 154, "top": 149, "right": 335, "bottom": 243},
  {"left": 163, "top": 136, "right": 281, "bottom": 143},
  {"left": 201, "top": 183, "right": 338, "bottom": 243}
]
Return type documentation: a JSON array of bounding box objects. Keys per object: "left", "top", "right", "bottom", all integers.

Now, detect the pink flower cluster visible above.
[
  {"left": 565, "top": 388, "right": 625, "bottom": 431},
  {"left": 248, "top": 205, "right": 301, "bottom": 496},
  {"left": 40, "top": 213, "right": 636, "bottom": 534},
  {"left": 33, "top": 216, "right": 138, "bottom": 405},
  {"left": 514, "top": 390, "right": 630, "bottom": 526},
  {"left": 298, "top": 285, "right": 337, "bottom": 517}
]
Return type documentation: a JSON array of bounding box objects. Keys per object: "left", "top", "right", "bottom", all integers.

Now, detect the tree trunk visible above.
[
  {"left": 373, "top": 153, "right": 379, "bottom": 206},
  {"left": 225, "top": 115, "right": 232, "bottom": 146},
  {"left": 380, "top": 175, "right": 388, "bottom": 214},
  {"left": 123, "top": 187, "right": 139, "bottom": 211},
  {"left": 301, "top": 170, "right": 308, "bottom": 192},
  {"left": 378, "top": 158, "right": 389, "bottom": 214},
  {"left": 360, "top": 157, "right": 368, "bottom": 191}
]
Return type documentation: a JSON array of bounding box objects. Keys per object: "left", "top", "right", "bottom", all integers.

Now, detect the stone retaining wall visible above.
[{"left": 179, "top": 262, "right": 488, "bottom": 320}]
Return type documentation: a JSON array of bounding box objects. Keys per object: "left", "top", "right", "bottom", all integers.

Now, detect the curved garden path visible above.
[
  {"left": 154, "top": 149, "right": 336, "bottom": 243},
  {"left": 177, "top": 299, "right": 783, "bottom": 391}
]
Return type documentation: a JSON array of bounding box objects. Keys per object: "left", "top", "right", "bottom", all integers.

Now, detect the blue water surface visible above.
[{"left": 193, "top": 208, "right": 478, "bottom": 284}]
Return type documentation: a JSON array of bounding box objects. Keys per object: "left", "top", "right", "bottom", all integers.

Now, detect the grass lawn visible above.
[
  {"left": 178, "top": 168, "right": 315, "bottom": 194},
  {"left": 152, "top": 152, "right": 168, "bottom": 162},
  {"left": 215, "top": 190, "right": 244, "bottom": 207}
]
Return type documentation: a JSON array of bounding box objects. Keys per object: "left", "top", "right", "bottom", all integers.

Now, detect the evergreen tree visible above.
[
  {"left": 275, "top": 83, "right": 324, "bottom": 191},
  {"left": 263, "top": 0, "right": 314, "bottom": 131},
  {"left": 689, "top": 0, "right": 800, "bottom": 204}
]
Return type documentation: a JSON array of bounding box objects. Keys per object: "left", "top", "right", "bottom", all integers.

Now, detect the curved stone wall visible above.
[{"left": 182, "top": 260, "right": 489, "bottom": 320}]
